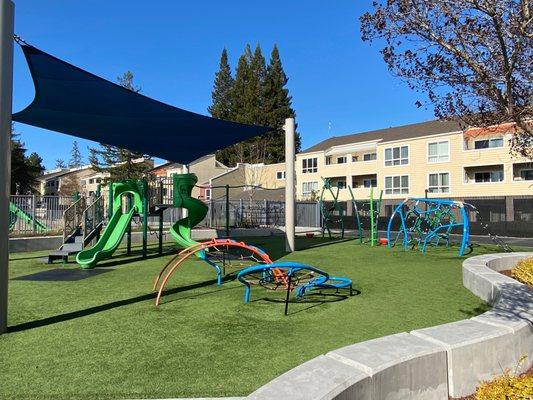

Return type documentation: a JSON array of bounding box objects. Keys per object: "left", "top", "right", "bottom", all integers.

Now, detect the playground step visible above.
[
  {"left": 61, "top": 243, "right": 83, "bottom": 252},
  {"left": 47, "top": 251, "right": 72, "bottom": 264},
  {"left": 47, "top": 234, "right": 84, "bottom": 264}
]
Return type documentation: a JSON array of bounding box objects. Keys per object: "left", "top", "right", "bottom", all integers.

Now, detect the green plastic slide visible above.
[
  {"left": 9, "top": 201, "right": 48, "bottom": 233},
  {"left": 170, "top": 173, "right": 208, "bottom": 252},
  {"left": 76, "top": 181, "right": 144, "bottom": 269},
  {"left": 76, "top": 207, "right": 135, "bottom": 269}
]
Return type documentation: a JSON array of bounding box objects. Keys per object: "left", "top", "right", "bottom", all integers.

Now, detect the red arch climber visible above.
[{"left": 153, "top": 238, "right": 276, "bottom": 306}]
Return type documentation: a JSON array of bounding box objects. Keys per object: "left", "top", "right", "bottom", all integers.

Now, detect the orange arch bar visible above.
[{"left": 153, "top": 239, "right": 273, "bottom": 306}]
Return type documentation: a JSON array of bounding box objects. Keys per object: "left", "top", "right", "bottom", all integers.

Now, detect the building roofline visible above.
[{"left": 302, "top": 119, "right": 462, "bottom": 153}]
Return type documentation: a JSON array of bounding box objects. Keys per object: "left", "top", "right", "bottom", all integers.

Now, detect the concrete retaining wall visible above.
[
  {"left": 8, "top": 227, "right": 288, "bottom": 254},
  {"left": 8, "top": 235, "right": 63, "bottom": 253},
  {"left": 246, "top": 252, "right": 533, "bottom": 400}
]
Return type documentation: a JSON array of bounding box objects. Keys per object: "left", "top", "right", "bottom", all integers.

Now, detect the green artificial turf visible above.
[{"left": 1, "top": 236, "right": 510, "bottom": 399}]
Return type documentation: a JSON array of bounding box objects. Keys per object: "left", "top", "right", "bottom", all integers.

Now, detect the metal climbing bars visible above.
[
  {"left": 152, "top": 238, "right": 273, "bottom": 306},
  {"left": 386, "top": 198, "right": 470, "bottom": 256}
]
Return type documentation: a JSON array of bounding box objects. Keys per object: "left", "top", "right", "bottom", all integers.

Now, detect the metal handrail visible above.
[
  {"left": 82, "top": 195, "right": 104, "bottom": 243},
  {"left": 62, "top": 196, "right": 86, "bottom": 241}
]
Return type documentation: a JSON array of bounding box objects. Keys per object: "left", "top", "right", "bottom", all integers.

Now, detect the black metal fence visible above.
[
  {"left": 9, "top": 195, "right": 74, "bottom": 235},
  {"left": 335, "top": 195, "right": 533, "bottom": 238},
  {"left": 147, "top": 200, "right": 320, "bottom": 229},
  {"left": 201, "top": 199, "right": 319, "bottom": 229}
]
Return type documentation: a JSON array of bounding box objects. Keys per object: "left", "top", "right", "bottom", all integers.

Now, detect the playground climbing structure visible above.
[
  {"left": 386, "top": 198, "right": 471, "bottom": 256},
  {"left": 319, "top": 178, "right": 345, "bottom": 238},
  {"left": 348, "top": 186, "right": 383, "bottom": 246},
  {"left": 386, "top": 198, "right": 513, "bottom": 256}
]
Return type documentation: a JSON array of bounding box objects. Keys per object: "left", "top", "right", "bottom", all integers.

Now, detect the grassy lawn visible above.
[{"left": 1, "top": 236, "right": 512, "bottom": 400}]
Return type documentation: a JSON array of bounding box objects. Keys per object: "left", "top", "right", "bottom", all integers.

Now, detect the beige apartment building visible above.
[
  {"left": 289, "top": 119, "right": 531, "bottom": 222},
  {"left": 40, "top": 158, "right": 154, "bottom": 197},
  {"left": 207, "top": 162, "right": 285, "bottom": 201},
  {"left": 148, "top": 154, "right": 232, "bottom": 202},
  {"left": 124, "top": 119, "right": 531, "bottom": 224}
]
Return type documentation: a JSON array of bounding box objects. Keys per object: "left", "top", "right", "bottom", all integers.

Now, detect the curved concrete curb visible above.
[{"left": 245, "top": 252, "right": 533, "bottom": 400}]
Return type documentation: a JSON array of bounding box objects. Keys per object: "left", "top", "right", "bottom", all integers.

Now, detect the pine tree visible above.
[
  {"left": 216, "top": 46, "right": 252, "bottom": 166},
  {"left": 89, "top": 71, "right": 151, "bottom": 181},
  {"left": 208, "top": 48, "right": 234, "bottom": 120},
  {"left": 263, "top": 45, "right": 301, "bottom": 162},
  {"left": 10, "top": 125, "right": 44, "bottom": 194},
  {"left": 68, "top": 140, "right": 83, "bottom": 168},
  {"left": 55, "top": 159, "right": 67, "bottom": 169},
  {"left": 214, "top": 44, "right": 299, "bottom": 166}
]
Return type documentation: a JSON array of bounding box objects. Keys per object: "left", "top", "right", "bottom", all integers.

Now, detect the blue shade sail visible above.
[{"left": 13, "top": 44, "right": 270, "bottom": 163}]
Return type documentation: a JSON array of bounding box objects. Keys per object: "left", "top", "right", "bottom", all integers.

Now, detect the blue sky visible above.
[{"left": 12, "top": 0, "right": 434, "bottom": 170}]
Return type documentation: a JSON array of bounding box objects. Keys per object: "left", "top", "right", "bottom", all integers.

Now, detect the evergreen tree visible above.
[
  {"left": 68, "top": 140, "right": 83, "bottom": 168},
  {"left": 26, "top": 152, "right": 44, "bottom": 171},
  {"left": 214, "top": 44, "right": 300, "bottom": 166},
  {"left": 89, "top": 71, "right": 151, "bottom": 181},
  {"left": 10, "top": 125, "right": 44, "bottom": 194},
  {"left": 55, "top": 159, "right": 67, "bottom": 169},
  {"left": 216, "top": 46, "right": 252, "bottom": 166},
  {"left": 263, "top": 45, "right": 301, "bottom": 162},
  {"left": 208, "top": 48, "right": 234, "bottom": 120}
]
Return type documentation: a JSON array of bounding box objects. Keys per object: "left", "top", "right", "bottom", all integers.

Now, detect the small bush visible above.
[
  {"left": 475, "top": 373, "right": 533, "bottom": 400},
  {"left": 475, "top": 356, "right": 532, "bottom": 400},
  {"left": 512, "top": 257, "right": 533, "bottom": 286}
]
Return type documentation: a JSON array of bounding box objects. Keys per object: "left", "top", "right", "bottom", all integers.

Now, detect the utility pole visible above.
[{"left": 0, "top": 0, "right": 14, "bottom": 334}]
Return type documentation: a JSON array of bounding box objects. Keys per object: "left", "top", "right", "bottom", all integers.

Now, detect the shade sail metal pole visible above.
[
  {"left": 284, "top": 118, "right": 295, "bottom": 252},
  {"left": 0, "top": 0, "right": 14, "bottom": 334}
]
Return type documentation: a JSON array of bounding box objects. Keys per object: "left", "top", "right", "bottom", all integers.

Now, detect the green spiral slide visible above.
[
  {"left": 170, "top": 173, "right": 208, "bottom": 252},
  {"left": 76, "top": 181, "right": 144, "bottom": 269}
]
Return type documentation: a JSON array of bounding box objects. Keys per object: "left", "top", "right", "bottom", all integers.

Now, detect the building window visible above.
[
  {"left": 276, "top": 171, "right": 285, "bottom": 180},
  {"left": 384, "top": 146, "right": 409, "bottom": 166},
  {"left": 96, "top": 178, "right": 102, "bottom": 183},
  {"left": 336, "top": 180, "right": 346, "bottom": 189},
  {"left": 302, "top": 158, "right": 318, "bottom": 174},
  {"left": 385, "top": 175, "right": 409, "bottom": 194},
  {"left": 428, "top": 173, "right": 450, "bottom": 193},
  {"left": 351, "top": 155, "right": 359, "bottom": 162},
  {"left": 474, "top": 138, "right": 504, "bottom": 149},
  {"left": 363, "top": 153, "right": 377, "bottom": 161},
  {"left": 325, "top": 156, "right": 332, "bottom": 165},
  {"left": 337, "top": 156, "right": 347, "bottom": 164},
  {"left": 428, "top": 141, "right": 449, "bottom": 163},
  {"left": 474, "top": 171, "right": 504, "bottom": 183},
  {"left": 302, "top": 181, "right": 318, "bottom": 197},
  {"left": 89, "top": 178, "right": 94, "bottom": 184},
  {"left": 520, "top": 169, "right": 533, "bottom": 180},
  {"left": 363, "top": 178, "right": 377, "bottom": 188},
  {"left": 205, "top": 188, "right": 211, "bottom": 200}
]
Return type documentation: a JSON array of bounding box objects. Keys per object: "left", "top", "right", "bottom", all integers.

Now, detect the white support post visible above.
[
  {"left": 0, "top": 0, "right": 14, "bottom": 334},
  {"left": 182, "top": 164, "right": 188, "bottom": 219},
  {"left": 284, "top": 118, "right": 295, "bottom": 252}
]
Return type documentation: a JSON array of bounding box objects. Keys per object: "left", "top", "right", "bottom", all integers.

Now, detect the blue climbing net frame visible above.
[{"left": 386, "top": 198, "right": 470, "bottom": 256}]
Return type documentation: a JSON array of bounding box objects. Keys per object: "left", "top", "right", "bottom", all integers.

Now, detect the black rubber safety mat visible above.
[{"left": 12, "top": 268, "right": 110, "bottom": 282}]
